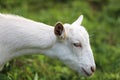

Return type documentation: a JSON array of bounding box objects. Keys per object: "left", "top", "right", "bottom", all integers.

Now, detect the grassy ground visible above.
[{"left": 0, "top": 0, "right": 120, "bottom": 80}]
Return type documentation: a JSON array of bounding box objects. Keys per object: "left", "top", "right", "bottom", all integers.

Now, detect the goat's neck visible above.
[
  {"left": 13, "top": 26, "right": 57, "bottom": 57},
  {"left": 0, "top": 14, "right": 60, "bottom": 66},
  {"left": 1, "top": 22, "right": 58, "bottom": 63}
]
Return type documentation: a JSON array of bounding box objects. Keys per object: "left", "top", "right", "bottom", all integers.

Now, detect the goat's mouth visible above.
[{"left": 82, "top": 68, "right": 92, "bottom": 76}]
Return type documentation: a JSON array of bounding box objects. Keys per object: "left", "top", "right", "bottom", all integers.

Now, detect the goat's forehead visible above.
[
  {"left": 69, "top": 26, "right": 88, "bottom": 36},
  {"left": 64, "top": 24, "right": 89, "bottom": 41},
  {"left": 66, "top": 26, "right": 89, "bottom": 42}
]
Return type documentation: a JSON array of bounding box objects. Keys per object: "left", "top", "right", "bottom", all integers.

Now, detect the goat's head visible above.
[{"left": 54, "top": 15, "right": 96, "bottom": 76}]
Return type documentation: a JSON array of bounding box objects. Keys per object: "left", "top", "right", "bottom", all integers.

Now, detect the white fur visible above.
[{"left": 0, "top": 14, "right": 95, "bottom": 76}]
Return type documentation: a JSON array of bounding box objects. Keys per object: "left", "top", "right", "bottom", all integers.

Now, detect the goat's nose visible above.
[{"left": 90, "top": 66, "right": 96, "bottom": 73}]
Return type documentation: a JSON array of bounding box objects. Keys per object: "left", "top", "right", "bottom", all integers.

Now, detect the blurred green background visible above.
[{"left": 0, "top": 0, "right": 120, "bottom": 80}]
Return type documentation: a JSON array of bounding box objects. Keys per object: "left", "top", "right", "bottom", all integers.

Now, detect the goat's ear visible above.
[
  {"left": 54, "top": 22, "right": 66, "bottom": 40},
  {"left": 72, "top": 15, "right": 83, "bottom": 25}
]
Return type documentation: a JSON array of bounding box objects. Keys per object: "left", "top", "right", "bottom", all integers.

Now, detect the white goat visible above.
[{"left": 0, "top": 13, "right": 95, "bottom": 76}]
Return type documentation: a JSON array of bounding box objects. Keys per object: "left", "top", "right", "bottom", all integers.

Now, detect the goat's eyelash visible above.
[{"left": 73, "top": 43, "right": 82, "bottom": 47}]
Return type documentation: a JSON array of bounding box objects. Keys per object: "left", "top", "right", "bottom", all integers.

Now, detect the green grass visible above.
[{"left": 0, "top": 0, "right": 120, "bottom": 80}]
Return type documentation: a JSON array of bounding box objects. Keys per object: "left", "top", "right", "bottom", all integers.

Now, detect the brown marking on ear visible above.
[{"left": 54, "top": 22, "right": 64, "bottom": 36}]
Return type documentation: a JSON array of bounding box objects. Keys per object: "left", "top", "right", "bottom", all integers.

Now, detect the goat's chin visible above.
[{"left": 78, "top": 70, "right": 93, "bottom": 77}]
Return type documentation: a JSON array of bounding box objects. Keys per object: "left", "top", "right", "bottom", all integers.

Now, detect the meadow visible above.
[{"left": 0, "top": 0, "right": 120, "bottom": 80}]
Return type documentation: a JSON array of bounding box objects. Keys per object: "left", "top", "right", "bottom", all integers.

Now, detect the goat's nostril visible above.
[{"left": 91, "top": 66, "right": 95, "bottom": 72}]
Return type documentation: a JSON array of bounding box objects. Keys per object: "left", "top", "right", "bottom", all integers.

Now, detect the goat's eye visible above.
[{"left": 73, "top": 43, "right": 82, "bottom": 47}]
